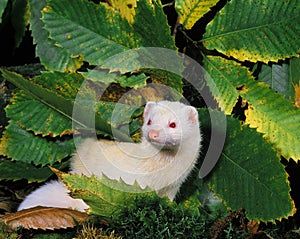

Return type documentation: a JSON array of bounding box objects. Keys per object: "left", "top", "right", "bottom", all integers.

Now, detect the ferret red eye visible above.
[
  {"left": 147, "top": 119, "right": 152, "bottom": 125},
  {"left": 169, "top": 122, "right": 176, "bottom": 128}
]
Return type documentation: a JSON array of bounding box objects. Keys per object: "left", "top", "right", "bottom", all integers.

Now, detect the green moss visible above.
[
  {"left": 0, "top": 223, "right": 20, "bottom": 239},
  {"left": 75, "top": 224, "right": 122, "bottom": 239},
  {"left": 107, "top": 196, "right": 213, "bottom": 239}
]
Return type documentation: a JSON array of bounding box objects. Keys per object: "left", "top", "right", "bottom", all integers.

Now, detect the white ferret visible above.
[{"left": 18, "top": 101, "right": 201, "bottom": 212}]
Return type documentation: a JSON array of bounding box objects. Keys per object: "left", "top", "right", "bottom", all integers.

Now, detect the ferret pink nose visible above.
[{"left": 148, "top": 129, "right": 159, "bottom": 140}]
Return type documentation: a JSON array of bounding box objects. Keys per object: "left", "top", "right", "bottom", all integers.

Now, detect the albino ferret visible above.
[{"left": 18, "top": 101, "right": 201, "bottom": 212}]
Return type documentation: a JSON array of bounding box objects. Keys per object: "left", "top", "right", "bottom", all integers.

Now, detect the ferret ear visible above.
[
  {"left": 143, "top": 101, "right": 156, "bottom": 118},
  {"left": 187, "top": 106, "right": 198, "bottom": 124}
]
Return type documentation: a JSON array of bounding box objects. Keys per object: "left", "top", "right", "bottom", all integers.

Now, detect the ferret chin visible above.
[{"left": 18, "top": 101, "right": 201, "bottom": 212}]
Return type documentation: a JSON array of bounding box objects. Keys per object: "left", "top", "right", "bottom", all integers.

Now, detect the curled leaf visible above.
[
  {"left": 56, "top": 171, "right": 158, "bottom": 217},
  {"left": 0, "top": 206, "right": 90, "bottom": 230}
]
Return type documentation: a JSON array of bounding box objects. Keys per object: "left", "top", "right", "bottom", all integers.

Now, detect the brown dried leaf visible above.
[
  {"left": 293, "top": 80, "right": 300, "bottom": 108},
  {"left": 247, "top": 220, "right": 259, "bottom": 234},
  {"left": 0, "top": 206, "right": 90, "bottom": 230}
]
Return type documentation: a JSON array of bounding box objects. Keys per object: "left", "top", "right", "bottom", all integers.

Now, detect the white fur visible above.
[
  {"left": 18, "top": 101, "right": 201, "bottom": 212},
  {"left": 18, "top": 180, "right": 89, "bottom": 211}
]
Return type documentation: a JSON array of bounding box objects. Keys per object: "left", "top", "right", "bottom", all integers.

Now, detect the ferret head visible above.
[{"left": 142, "top": 101, "right": 199, "bottom": 150}]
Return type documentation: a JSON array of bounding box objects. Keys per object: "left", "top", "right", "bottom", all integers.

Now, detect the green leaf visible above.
[
  {"left": 199, "top": 109, "right": 294, "bottom": 221},
  {"left": 204, "top": 56, "right": 300, "bottom": 161},
  {"left": 245, "top": 95, "right": 300, "bottom": 161},
  {"left": 41, "top": 0, "right": 137, "bottom": 66},
  {"left": 203, "top": 55, "right": 239, "bottom": 114},
  {"left": 10, "top": 0, "right": 29, "bottom": 49},
  {"left": 141, "top": 68, "right": 184, "bottom": 95},
  {"left": 29, "top": 0, "right": 83, "bottom": 71},
  {"left": 0, "top": 0, "right": 8, "bottom": 23},
  {"left": 0, "top": 160, "right": 53, "bottom": 182},
  {"left": 100, "top": 47, "right": 184, "bottom": 80},
  {"left": 202, "top": 0, "right": 300, "bottom": 63},
  {"left": 0, "top": 69, "right": 138, "bottom": 141},
  {"left": 81, "top": 69, "right": 148, "bottom": 89},
  {"left": 175, "top": 0, "right": 219, "bottom": 29},
  {"left": 0, "top": 122, "right": 75, "bottom": 166},
  {"left": 6, "top": 90, "right": 72, "bottom": 137},
  {"left": 258, "top": 63, "right": 288, "bottom": 94},
  {"left": 80, "top": 70, "right": 120, "bottom": 85},
  {"left": 242, "top": 80, "right": 300, "bottom": 161},
  {"left": 289, "top": 57, "right": 300, "bottom": 101},
  {"left": 290, "top": 57, "right": 300, "bottom": 84},
  {"left": 57, "top": 171, "right": 157, "bottom": 217},
  {"left": 133, "top": 0, "right": 176, "bottom": 48},
  {"left": 41, "top": 0, "right": 175, "bottom": 68},
  {"left": 257, "top": 63, "right": 294, "bottom": 99},
  {"left": 1, "top": 69, "right": 80, "bottom": 126},
  {"left": 117, "top": 74, "right": 148, "bottom": 88}
]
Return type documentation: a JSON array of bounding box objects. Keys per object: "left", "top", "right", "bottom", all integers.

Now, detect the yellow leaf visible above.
[
  {"left": 245, "top": 103, "right": 300, "bottom": 160},
  {"left": 104, "top": 0, "right": 138, "bottom": 24},
  {"left": 175, "top": 0, "right": 219, "bottom": 29}
]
